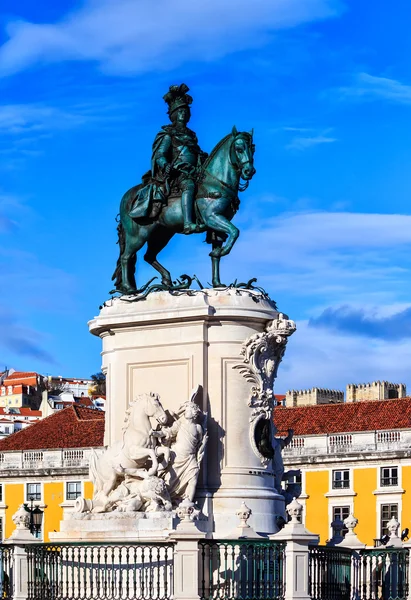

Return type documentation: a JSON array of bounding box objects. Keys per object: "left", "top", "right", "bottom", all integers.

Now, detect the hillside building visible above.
[{"left": 0, "top": 371, "right": 47, "bottom": 410}]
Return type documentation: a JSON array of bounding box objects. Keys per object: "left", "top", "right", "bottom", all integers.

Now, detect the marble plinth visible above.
[
  {"left": 88, "top": 289, "right": 287, "bottom": 537},
  {"left": 50, "top": 512, "right": 176, "bottom": 542}
]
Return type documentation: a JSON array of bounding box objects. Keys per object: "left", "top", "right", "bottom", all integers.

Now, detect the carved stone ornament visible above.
[
  {"left": 234, "top": 313, "right": 296, "bottom": 464},
  {"left": 286, "top": 497, "right": 303, "bottom": 524},
  {"left": 176, "top": 499, "right": 199, "bottom": 522},
  {"left": 344, "top": 513, "right": 358, "bottom": 535},
  {"left": 236, "top": 502, "right": 252, "bottom": 528},
  {"left": 12, "top": 504, "right": 30, "bottom": 530}
]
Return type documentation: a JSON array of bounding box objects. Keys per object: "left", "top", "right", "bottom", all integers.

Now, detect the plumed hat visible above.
[{"left": 163, "top": 83, "right": 193, "bottom": 116}]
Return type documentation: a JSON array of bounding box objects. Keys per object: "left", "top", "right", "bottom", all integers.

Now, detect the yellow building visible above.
[
  {"left": 276, "top": 396, "right": 411, "bottom": 546},
  {"left": 0, "top": 405, "right": 104, "bottom": 541}
]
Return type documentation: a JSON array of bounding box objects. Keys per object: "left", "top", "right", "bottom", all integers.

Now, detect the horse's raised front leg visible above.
[
  {"left": 144, "top": 227, "right": 175, "bottom": 286},
  {"left": 129, "top": 446, "right": 159, "bottom": 477},
  {"left": 206, "top": 212, "right": 239, "bottom": 258}
]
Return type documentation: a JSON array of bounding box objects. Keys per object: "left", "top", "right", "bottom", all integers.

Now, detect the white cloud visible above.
[
  {"left": 212, "top": 210, "right": 411, "bottom": 307},
  {"left": 0, "top": 0, "right": 341, "bottom": 76},
  {"left": 276, "top": 320, "right": 411, "bottom": 392},
  {"left": 0, "top": 102, "right": 110, "bottom": 135},
  {"left": 286, "top": 133, "right": 337, "bottom": 150},
  {"left": 340, "top": 72, "right": 411, "bottom": 104}
]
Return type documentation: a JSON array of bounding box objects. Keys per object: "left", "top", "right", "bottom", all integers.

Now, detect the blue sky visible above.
[{"left": 1, "top": 0, "right": 411, "bottom": 393}]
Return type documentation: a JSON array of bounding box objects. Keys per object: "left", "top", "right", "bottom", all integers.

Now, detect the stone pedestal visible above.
[{"left": 89, "top": 289, "right": 289, "bottom": 537}]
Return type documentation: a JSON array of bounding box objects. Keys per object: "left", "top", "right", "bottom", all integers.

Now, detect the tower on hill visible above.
[{"left": 346, "top": 381, "right": 406, "bottom": 402}]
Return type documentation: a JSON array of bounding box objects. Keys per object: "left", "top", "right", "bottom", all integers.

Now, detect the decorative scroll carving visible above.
[{"left": 234, "top": 313, "right": 296, "bottom": 465}]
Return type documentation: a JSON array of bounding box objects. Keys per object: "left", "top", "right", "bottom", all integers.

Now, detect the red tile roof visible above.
[
  {"left": 3, "top": 372, "right": 39, "bottom": 386},
  {"left": 0, "top": 408, "right": 42, "bottom": 417},
  {"left": 274, "top": 397, "right": 411, "bottom": 436},
  {"left": 0, "top": 406, "right": 104, "bottom": 451}
]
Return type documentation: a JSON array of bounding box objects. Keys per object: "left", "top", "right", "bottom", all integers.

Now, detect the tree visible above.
[{"left": 90, "top": 372, "right": 106, "bottom": 396}]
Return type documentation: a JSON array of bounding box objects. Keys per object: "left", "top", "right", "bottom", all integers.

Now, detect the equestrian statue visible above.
[{"left": 112, "top": 83, "right": 256, "bottom": 295}]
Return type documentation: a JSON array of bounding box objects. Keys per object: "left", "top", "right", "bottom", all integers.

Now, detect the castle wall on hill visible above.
[
  {"left": 285, "top": 388, "right": 344, "bottom": 407},
  {"left": 346, "top": 381, "right": 406, "bottom": 402}
]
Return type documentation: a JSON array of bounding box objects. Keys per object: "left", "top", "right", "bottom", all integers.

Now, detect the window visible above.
[
  {"left": 26, "top": 483, "right": 41, "bottom": 501},
  {"left": 381, "top": 504, "right": 398, "bottom": 537},
  {"left": 286, "top": 472, "right": 302, "bottom": 487},
  {"left": 66, "top": 482, "right": 82, "bottom": 501},
  {"left": 332, "top": 470, "right": 350, "bottom": 489},
  {"left": 381, "top": 466, "right": 398, "bottom": 487},
  {"left": 332, "top": 506, "right": 350, "bottom": 537},
  {"left": 0, "top": 485, "right": 3, "bottom": 503},
  {"left": 0, "top": 517, "right": 3, "bottom": 541}
]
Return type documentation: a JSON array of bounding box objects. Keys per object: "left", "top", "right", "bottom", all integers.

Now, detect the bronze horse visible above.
[{"left": 112, "top": 127, "right": 255, "bottom": 294}]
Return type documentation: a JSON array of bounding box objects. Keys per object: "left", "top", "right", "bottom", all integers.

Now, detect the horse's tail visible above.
[
  {"left": 111, "top": 219, "right": 125, "bottom": 288},
  {"left": 89, "top": 448, "right": 101, "bottom": 492}
]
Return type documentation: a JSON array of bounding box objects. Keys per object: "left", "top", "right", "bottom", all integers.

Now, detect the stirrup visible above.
[{"left": 183, "top": 223, "right": 197, "bottom": 234}]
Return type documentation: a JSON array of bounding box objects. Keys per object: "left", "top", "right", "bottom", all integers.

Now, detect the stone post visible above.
[
  {"left": 4, "top": 505, "right": 38, "bottom": 600},
  {"left": 270, "top": 498, "right": 319, "bottom": 600},
  {"left": 170, "top": 502, "right": 205, "bottom": 600}
]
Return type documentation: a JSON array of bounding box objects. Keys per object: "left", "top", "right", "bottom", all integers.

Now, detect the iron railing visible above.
[
  {"left": 309, "top": 545, "right": 352, "bottom": 600},
  {"left": 25, "top": 542, "right": 174, "bottom": 600},
  {"left": 199, "top": 539, "right": 286, "bottom": 600},
  {"left": 354, "top": 547, "right": 409, "bottom": 600},
  {"left": 0, "top": 545, "right": 13, "bottom": 599}
]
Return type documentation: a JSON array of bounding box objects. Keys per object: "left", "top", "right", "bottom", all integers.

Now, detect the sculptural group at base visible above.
[{"left": 75, "top": 387, "right": 208, "bottom": 517}]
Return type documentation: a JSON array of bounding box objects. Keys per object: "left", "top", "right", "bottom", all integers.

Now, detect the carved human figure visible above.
[{"left": 153, "top": 397, "right": 207, "bottom": 506}]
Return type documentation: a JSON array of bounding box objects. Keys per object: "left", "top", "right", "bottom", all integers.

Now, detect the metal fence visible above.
[
  {"left": 353, "top": 548, "right": 409, "bottom": 600},
  {"left": 0, "top": 545, "right": 13, "bottom": 600},
  {"left": 25, "top": 542, "right": 174, "bottom": 600},
  {"left": 309, "top": 545, "right": 352, "bottom": 600},
  {"left": 199, "top": 540, "right": 286, "bottom": 600}
]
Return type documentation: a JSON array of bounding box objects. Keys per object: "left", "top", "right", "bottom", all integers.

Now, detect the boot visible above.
[{"left": 181, "top": 190, "right": 197, "bottom": 234}]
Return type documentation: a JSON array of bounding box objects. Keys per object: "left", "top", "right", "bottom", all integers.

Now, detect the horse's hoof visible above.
[
  {"left": 212, "top": 282, "right": 226, "bottom": 288},
  {"left": 120, "top": 286, "right": 137, "bottom": 296},
  {"left": 162, "top": 279, "right": 172, "bottom": 288}
]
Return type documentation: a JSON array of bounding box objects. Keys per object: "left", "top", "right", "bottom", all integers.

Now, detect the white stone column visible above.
[
  {"left": 170, "top": 503, "right": 205, "bottom": 600},
  {"left": 89, "top": 289, "right": 294, "bottom": 536},
  {"left": 270, "top": 498, "right": 319, "bottom": 600},
  {"left": 4, "top": 505, "right": 38, "bottom": 600}
]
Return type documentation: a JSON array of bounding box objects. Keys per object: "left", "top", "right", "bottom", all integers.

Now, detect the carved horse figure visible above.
[
  {"left": 112, "top": 127, "right": 256, "bottom": 294},
  {"left": 89, "top": 392, "right": 168, "bottom": 508}
]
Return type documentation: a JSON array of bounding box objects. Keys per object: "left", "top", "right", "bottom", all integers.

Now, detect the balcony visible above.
[
  {"left": 283, "top": 429, "right": 411, "bottom": 459},
  {"left": 0, "top": 447, "right": 102, "bottom": 471}
]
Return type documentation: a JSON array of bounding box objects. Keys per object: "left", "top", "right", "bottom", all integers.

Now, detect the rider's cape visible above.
[{"left": 128, "top": 129, "right": 172, "bottom": 220}]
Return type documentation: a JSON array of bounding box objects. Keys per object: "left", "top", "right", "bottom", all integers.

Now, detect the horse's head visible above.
[
  {"left": 230, "top": 126, "right": 256, "bottom": 181},
  {"left": 131, "top": 392, "right": 168, "bottom": 425},
  {"left": 145, "top": 392, "right": 168, "bottom": 425}
]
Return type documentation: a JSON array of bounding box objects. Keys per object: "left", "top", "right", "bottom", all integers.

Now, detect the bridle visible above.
[
  {"left": 201, "top": 133, "right": 254, "bottom": 194},
  {"left": 229, "top": 134, "right": 254, "bottom": 192}
]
